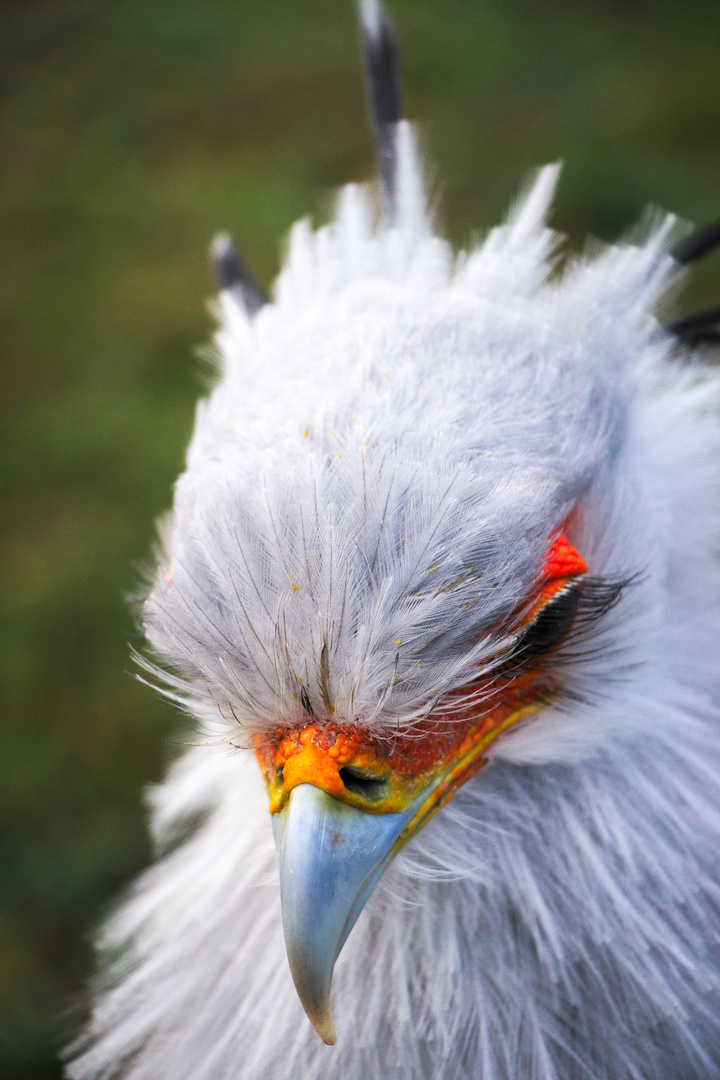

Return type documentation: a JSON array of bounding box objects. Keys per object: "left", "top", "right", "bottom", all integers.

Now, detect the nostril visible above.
[{"left": 339, "top": 766, "right": 389, "bottom": 802}]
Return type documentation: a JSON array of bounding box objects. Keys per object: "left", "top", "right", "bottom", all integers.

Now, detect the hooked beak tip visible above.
[{"left": 310, "top": 1008, "right": 337, "bottom": 1045}]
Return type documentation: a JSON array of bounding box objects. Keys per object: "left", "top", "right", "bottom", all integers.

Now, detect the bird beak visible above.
[
  {"left": 261, "top": 697, "right": 537, "bottom": 1043},
  {"left": 272, "top": 784, "right": 421, "bottom": 1044}
]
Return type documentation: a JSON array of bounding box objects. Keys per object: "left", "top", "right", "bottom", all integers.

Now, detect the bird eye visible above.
[
  {"left": 495, "top": 575, "right": 631, "bottom": 677},
  {"left": 501, "top": 584, "right": 581, "bottom": 671}
]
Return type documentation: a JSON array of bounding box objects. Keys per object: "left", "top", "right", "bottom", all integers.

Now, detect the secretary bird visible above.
[{"left": 67, "top": 2, "right": 720, "bottom": 1077}]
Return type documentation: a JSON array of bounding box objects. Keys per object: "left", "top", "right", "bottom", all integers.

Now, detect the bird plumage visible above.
[{"left": 66, "top": 4, "right": 720, "bottom": 1077}]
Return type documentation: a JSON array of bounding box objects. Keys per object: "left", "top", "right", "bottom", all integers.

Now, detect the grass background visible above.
[{"left": 2, "top": 0, "right": 719, "bottom": 1075}]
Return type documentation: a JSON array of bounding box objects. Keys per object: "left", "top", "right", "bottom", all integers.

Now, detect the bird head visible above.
[{"left": 136, "top": 0, "right": 714, "bottom": 1047}]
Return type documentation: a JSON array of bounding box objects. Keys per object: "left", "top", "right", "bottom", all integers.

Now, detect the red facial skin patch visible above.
[
  {"left": 517, "top": 533, "right": 588, "bottom": 628},
  {"left": 255, "top": 533, "right": 587, "bottom": 823},
  {"left": 543, "top": 534, "right": 587, "bottom": 583}
]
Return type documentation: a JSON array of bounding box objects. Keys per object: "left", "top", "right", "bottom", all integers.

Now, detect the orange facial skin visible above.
[
  {"left": 255, "top": 534, "right": 586, "bottom": 826},
  {"left": 256, "top": 668, "right": 551, "bottom": 816}
]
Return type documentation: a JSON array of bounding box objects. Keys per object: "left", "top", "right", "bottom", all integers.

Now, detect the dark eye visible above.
[
  {"left": 502, "top": 584, "right": 581, "bottom": 670},
  {"left": 491, "top": 575, "right": 629, "bottom": 678}
]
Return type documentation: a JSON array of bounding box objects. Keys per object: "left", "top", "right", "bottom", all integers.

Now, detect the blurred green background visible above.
[{"left": 2, "top": 0, "right": 719, "bottom": 1076}]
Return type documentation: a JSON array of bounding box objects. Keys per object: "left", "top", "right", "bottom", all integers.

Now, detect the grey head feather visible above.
[
  {"left": 211, "top": 232, "right": 269, "bottom": 315},
  {"left": 670, "top": 217, "right": 720, "bottom": 266},
  {"left": 666, "top": 305, "right": 720, "bottom": 347},
  {"left": 359, "top": 0, "right": 403, "bottom": 219},
  {"left": 666, "top": 221, "right": 720, "bottom": 347}
]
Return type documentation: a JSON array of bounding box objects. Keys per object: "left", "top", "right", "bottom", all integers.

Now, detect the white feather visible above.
[{"left": 67, "top": 123, "right": 720, "bottom": 1079}]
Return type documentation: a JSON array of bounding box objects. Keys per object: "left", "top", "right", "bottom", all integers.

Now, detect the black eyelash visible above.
[{"left": 495, "top": 576, "right": 631, "bottom": 676}]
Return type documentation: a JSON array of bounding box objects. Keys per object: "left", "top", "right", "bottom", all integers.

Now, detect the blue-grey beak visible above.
[{"left": 272, "top": 784, "right": 418, "bottom": 1044}]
